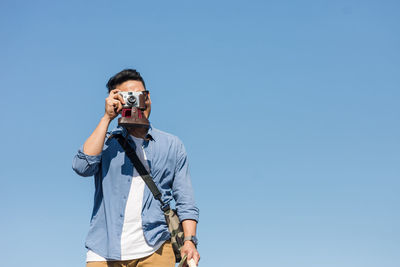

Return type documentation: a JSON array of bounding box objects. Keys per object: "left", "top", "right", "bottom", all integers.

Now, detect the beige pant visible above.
[{"left": 86, "top": 241, "right": 175, "bottom": 267}]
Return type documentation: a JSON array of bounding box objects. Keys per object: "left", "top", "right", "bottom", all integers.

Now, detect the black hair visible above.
[{"left": 106, "top": 69, "right": 146, "bottom": 92}]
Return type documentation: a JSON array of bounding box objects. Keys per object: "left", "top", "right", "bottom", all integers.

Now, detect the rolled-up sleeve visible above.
[
  {"left": 72, "top": 146, "right": 102, "bottom": 177},
  {"left": 172, "top": 140, "right": 199, "bottom": 223}
]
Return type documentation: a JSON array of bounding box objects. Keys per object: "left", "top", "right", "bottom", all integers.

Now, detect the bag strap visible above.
[{"left": 113, "top": 134, "right": 168, "bottom": 209}]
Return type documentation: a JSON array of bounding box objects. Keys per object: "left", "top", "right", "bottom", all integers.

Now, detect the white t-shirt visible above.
[{"left": 86, "top": 135, "right": 163, "bottom": 262}]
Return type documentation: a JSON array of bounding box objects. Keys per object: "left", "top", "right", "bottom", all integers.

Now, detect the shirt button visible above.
[
  {"left": 120, "top": 214, "right": 123, "bottom": 218},
  {"left": 128, "top": 179, "right": 131, "bottom": 182}
]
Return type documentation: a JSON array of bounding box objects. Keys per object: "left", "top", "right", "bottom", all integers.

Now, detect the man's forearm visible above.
[
  {"left": 182, "top": 219, "right": 197, "bottom": 238},
  {"left": 181, "top": 219, "right": 200, "bottom": 264},
  {"left": 83, "top": 116, "right": 111, "bottom": 155}
]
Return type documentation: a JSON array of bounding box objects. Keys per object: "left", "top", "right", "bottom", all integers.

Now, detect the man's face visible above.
[{"left": 115, "top": 80, "right": 151, "bottom": 119}]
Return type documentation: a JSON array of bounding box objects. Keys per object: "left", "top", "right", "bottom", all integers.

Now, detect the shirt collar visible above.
[{"left": 146, "top": 125, "right": 155, "bottom": 141}]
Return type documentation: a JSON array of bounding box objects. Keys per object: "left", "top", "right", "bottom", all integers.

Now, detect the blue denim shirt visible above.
[{"left": 72, "top": 125, "right": 199, "bottom": 260}]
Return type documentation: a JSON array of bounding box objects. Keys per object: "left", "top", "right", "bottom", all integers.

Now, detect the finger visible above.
[
  {"left": 180, "top": 249, "right": 186, "bottom": 258},
  {"left": 116, "top": 101, "right": 123, "bottom": 113},
  {"left": 112, "top": 100, "right": 122, "bottom": 113},
  {"left": 193, "top": 253, "right": 200, "bottom": 265},
  {"left": 187, "top": 251, "right": 194, "bottom": 262},
  {"left": 106, "top": 97, "right": 117, "bottom": 108},
  {"left": 144, "top": 91, "right": 150, "bottom": 100},
  {"left": 118, "top": 94, "right": 125, "bottom": 104},
  {"left": 108, "top": 100, "right": 118, "bottom": 114},
  {"left": 145, "top": 92, "right": 151, "bottom": 104},
  {"left": 108, "top": 99, "right": 119, "bottom": 109},
  {"left": 112, "top": 92, "right": 125, "bottom": 104},
  {"left": 109, "top": 89, "right": 120, "bottom": 95}
]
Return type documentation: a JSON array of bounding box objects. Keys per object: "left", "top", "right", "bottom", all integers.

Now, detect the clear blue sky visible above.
[{"left": 0, "top": 0, "right": 399, "bottom": 266}]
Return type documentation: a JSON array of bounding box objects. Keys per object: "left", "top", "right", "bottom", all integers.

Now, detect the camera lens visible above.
[{"left": 128, "top": 96, "right": 136, "bottom": 104}]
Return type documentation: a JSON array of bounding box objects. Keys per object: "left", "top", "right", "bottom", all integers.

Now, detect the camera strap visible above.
[
  {"left": 113, "top": 134, "right": 168, "bottom": 210},
  {"left": 112, "top": 133, "right": 186, "bottom": 264}
]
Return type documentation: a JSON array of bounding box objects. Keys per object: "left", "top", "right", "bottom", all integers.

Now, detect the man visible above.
[{"left": 72, "top": 69, "right": 200, "bottom": 267}]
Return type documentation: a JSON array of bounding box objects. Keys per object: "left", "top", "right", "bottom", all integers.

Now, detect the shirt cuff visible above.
[
  {"left": 77, "top": 146, "right": 102, "bottom": 165},
  {"left": 178, "top": 211, "right": 199, "bottom": 223}
]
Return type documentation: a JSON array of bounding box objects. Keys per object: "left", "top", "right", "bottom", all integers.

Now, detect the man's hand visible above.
[
  {"left": 180, "top": 240, "right": 200, "bottom": 267},
  {"left": 104, "top": 89, "right": 125, "bottom": 120}
]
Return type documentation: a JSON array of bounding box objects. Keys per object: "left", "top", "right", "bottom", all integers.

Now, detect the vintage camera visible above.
[
  {"left": 119, "top": 91, "right": 146, "bottom": 109},
  {"left": 118, "top": 90, "right": 150, "bottom": 128}
]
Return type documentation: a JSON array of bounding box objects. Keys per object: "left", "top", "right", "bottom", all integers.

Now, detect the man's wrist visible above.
[
  {"left": 101, "top": 114, "right": 113, "bottom": 123},
  {"left": 184, "top": 236, "right": 198, "bottom": 247}
]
